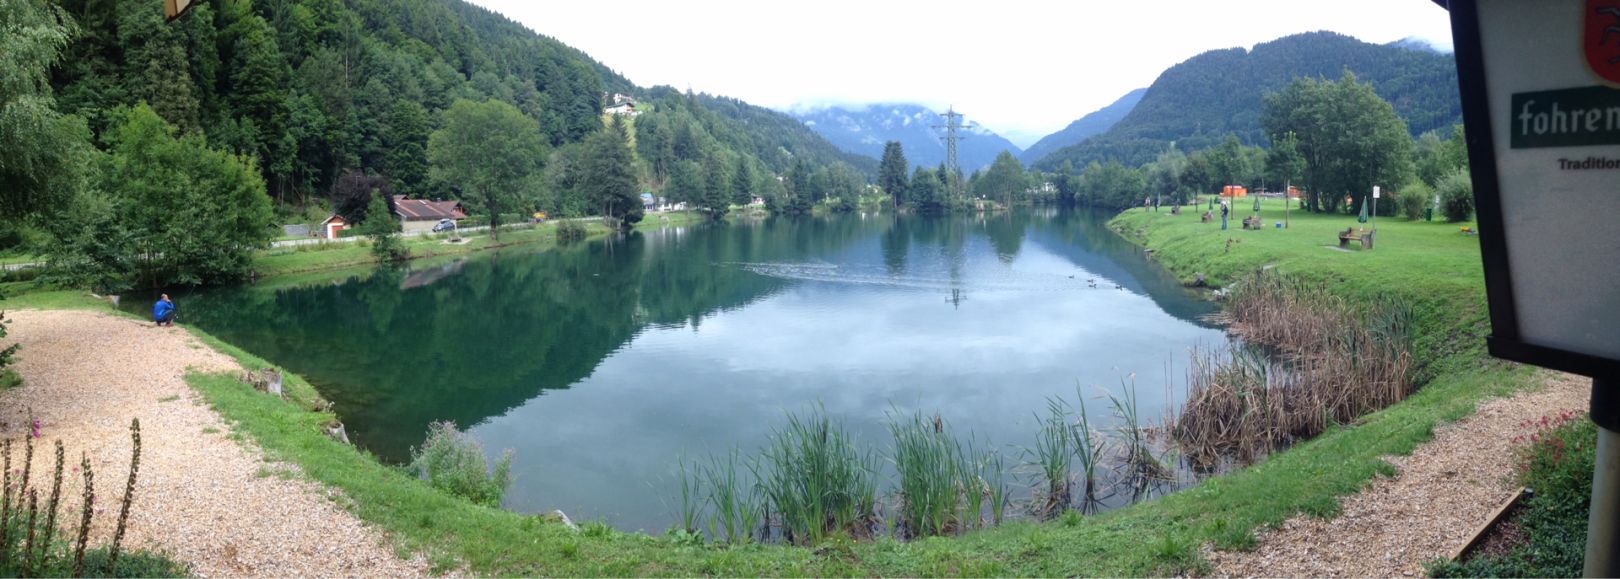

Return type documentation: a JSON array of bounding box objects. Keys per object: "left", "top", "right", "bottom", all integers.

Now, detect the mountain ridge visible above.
[
  {"left": 1020, "top": 88, "right": 1146, "bottom": 166},
  {"left": 790, "top": 103, "right": 1023, "bottom": 172},
  {"left": 1033, "top": 31, "right": 1462, "bottom": 172}
]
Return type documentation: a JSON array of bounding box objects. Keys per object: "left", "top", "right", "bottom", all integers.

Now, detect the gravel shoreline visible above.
[
  {"left": 1206, "top": 371, "right": 1590, "bottom": 577},
  {"left": 0, "top": 310, "right": 426, "bottom": 577}
]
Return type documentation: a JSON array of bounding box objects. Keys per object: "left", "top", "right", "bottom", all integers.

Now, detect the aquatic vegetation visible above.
[
  {"left": 888, "top": 411, "right": 964, "bottom": 538},
  {"left": 752, "top": 406, "right": 878, "bottom": 545},
  {"left": 1175, "top": 272, "right": 1413, "bottom": 465},
  {"left": 700, "top": 448, "right": 760, "bottom": 545},
  {"left": 1025, "top": 398, "right": 1074, "bottom": 519},
  {"left": 1106, "top": 378, "right": 1173, "bottom": 496},
  {"left": 1067, "top": 386, "right": 1108, "bottom": 511}
]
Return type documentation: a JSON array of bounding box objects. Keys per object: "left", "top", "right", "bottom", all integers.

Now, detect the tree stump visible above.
[{"left": 323, "top": 422, "right": 350, "bottom": 445}]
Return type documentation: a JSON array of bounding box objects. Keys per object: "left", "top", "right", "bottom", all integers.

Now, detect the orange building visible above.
[{"left": 1221, "top": 185, "right": 1248, "bottom": 198}]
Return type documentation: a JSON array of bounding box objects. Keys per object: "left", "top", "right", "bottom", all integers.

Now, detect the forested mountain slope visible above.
[
  {"left": 47, "top": 0, "right": 864, "bottom": 209},
  {"left": 1020, "top": 88, "right": 1145, "bottom": 166},
  {"left": 1033, "top": 31, "right": 1460, "bottom": 171}
]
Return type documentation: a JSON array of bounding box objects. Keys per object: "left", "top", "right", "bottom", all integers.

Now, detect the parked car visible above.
[{"left": 432, "top": 219, "right": 456, "bottom": 233}]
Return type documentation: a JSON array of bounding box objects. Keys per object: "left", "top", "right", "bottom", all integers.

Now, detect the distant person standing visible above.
[
  {"left": 153, "top": 294, "right": 175, "bottom": 327},
  {"left": 1220, "top": 201, "right": 1229, "bottom": 230}
]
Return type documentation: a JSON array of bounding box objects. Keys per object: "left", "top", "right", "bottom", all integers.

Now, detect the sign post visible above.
[
  {"left": 1372, "top": 186, "right": 1380, "bottom": 234},
  {"left": 1447, "top": 0, "right": 1620, "bottom": 574}
]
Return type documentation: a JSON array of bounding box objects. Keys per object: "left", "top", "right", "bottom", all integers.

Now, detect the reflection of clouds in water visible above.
[{"left": 732, "top": 261, "right": 1115, "bottom": 294}]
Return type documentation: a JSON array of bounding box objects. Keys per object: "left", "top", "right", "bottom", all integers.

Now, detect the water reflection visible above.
[{"left": 128, "top": 209, "right": 1226, "bottom": 532}]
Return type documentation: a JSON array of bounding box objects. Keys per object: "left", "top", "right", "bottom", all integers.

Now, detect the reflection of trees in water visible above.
[
  {"left": 178, "top": 221, "right": 873, "bottom": 461},
  {"left": 173, "top": 210, "right": 1215, "bottom": 463}
]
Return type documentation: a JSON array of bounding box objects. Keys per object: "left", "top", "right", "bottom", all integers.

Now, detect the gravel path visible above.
[
  {"left": 0, "top": 310, "right": 426, "bottom": 577},
  {"left": 1207, "top": 371, "right": 1591, "bottom": 577}
]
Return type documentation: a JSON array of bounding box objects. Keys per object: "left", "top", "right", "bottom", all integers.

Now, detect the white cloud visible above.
[{"left": 467, "top": 0, "right": 1453, "bottom": 143}]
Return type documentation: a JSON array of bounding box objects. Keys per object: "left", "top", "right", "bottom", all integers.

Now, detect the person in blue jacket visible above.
[{"left": 153, "top": 294, "right": 175, "bottom": 327}]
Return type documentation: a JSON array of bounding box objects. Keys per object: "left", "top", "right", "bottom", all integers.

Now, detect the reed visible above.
[
  {"left": 670, "top": 454, "right": 703, "bottom": 535},
  {"left": 752, "top": 406, "right": 877, "bottom": 545},
  {"left": 1025, "top": 398, "right": 1073, "bottom": 519},
  {"left": 1176, "top": 271, "right": 1414, "bottom": 465},
  {"left": 1067, "top": 386, "right": 1107, "bottom": 510},
  {"left": 700, "top": 448, "right": 759, "bottom": 545},
  {"left": 1106, "top": 378, "right": 1172, "bottom": 495},
  {"left": 984, "top": 447, "right": 1010, "bottom": 526},
  {"left": 887, "top": 411, "right": 964, "bottom": 538}
]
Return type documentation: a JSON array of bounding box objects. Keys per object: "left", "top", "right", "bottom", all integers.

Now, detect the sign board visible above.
[
  {"left": 1373, "top": 186, "right": 1381, "bottom": 199},
  {"left": 1450, "top": 0, "right": 1620, "bottom": 379}
]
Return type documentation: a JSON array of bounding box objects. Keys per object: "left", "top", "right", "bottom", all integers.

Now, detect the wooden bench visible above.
[
  {"left": 1241, "top": 216, "right": 1262, "bottom": 230},
  {"left": 1338, "top": 227, "right": 1375, "bottom": 249}
]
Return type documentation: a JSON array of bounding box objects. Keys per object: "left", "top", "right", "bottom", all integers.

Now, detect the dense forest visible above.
[
  {"left": 4, "top": 0, "right": 873, "bottom": 289},
  {"left": 47, "top": 0, "right": 866, "bottom": 209},
  {"left": 1031, "top": 32, "right": 1461, "bottom": 172}
]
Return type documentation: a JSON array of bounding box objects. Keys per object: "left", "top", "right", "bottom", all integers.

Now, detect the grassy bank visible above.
[
  {"left": 2, "top": 201, "right": 1536, "bottom": 575},
  {"left": 1112, "top": 198, "right": 1489, "bottom": 382}
]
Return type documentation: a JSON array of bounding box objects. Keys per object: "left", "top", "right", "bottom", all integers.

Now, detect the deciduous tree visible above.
[{"left": 429, "top": 99, "right": 547, "bottom": 240}]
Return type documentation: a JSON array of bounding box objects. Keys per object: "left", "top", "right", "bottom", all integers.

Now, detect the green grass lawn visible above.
[
  {"left": 3, "top": 203, "right": 1535, "bottom": 576},
  {"left": 255, "top": 212, "right": 704, "bottom": 279},
  {"left": 1112, "top": 198, "right": 1490, "bottom": 381}
]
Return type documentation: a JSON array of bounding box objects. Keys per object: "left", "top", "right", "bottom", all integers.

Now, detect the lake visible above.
[{"left": 131, "top": 209, "right": 1228, "bottom": 532}]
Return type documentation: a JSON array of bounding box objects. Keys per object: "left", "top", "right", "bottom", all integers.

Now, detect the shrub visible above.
[
  {"left": 1437, "top": 169, "right": 1474, "bottom": 222},
  {"left": 1429, "top": 413, "right": 1593, "bottom": 577},
  {"left": 556, "top": 220, "right": 588, "bottom": 243},
  {"left": 1397, "top": 180, "right": 1432, "bottom": 221},
  {"left": 359, "top": 193, "right": 408, "bottom": 263},
  {"left": 0, "top": 298, "right": 18, "bottom": 381},
  {"left": 408, "top": 421, "right": 513, "bottom": 507}
]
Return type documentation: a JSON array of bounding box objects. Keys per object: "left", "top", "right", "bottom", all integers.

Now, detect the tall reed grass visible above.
[
  {"left": 1106, "top": 379, "right": 1172, "bottom": 498},
  {"left": 752, "top": 406, "right": 878, "bottom": 545},
  {"left": 1175, "top": 272, "right": 1414, "bottom": 465},
  {"left": 1066, "top": 388, "right": 1106, "bottom": 513},
  {"left": 1026, "top": 398, "right": 1073, "bottom": 519},
  {"left": 885, "top": 411, "right": 1007, "bottom": 538}
]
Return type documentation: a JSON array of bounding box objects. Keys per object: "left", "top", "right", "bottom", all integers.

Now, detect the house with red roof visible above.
[{"left": 391, "top": 196, "right": 467, "bottom": 234}]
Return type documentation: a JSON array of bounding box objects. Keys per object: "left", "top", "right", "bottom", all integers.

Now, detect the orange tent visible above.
[{"left": 1221, "top": 185, "right": 1247, "bottom": 198}]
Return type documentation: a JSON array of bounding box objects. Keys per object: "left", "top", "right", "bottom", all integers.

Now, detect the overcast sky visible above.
[{"left": 464, "top": 0, "right": 1455, "bottom": 148}]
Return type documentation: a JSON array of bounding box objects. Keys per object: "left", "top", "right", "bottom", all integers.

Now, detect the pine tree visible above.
[
  {"left": 383, "top": 101, "right": 431, "bottom": 197},
  {"left": 878, "top": 141, "right": 909, "bottom": 207},
  {"left": 701, "top": 155, "right": 730, "bottom": 218},
  {"left": 228, "top": 16, "right": 292, "bottom": 199},
  {"left": 579, "top": 122, "right": 641, "bottom": 228},
  {"left": 359, "top": 190, "right": 406, "bottom": 262},
  {"left": 730, "top": 156, "right": 754, "bottom": 206}
]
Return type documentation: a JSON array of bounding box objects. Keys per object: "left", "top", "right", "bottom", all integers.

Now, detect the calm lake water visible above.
[{"left": 131, "top": 209, "right": 1228, "bottom": 532}]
